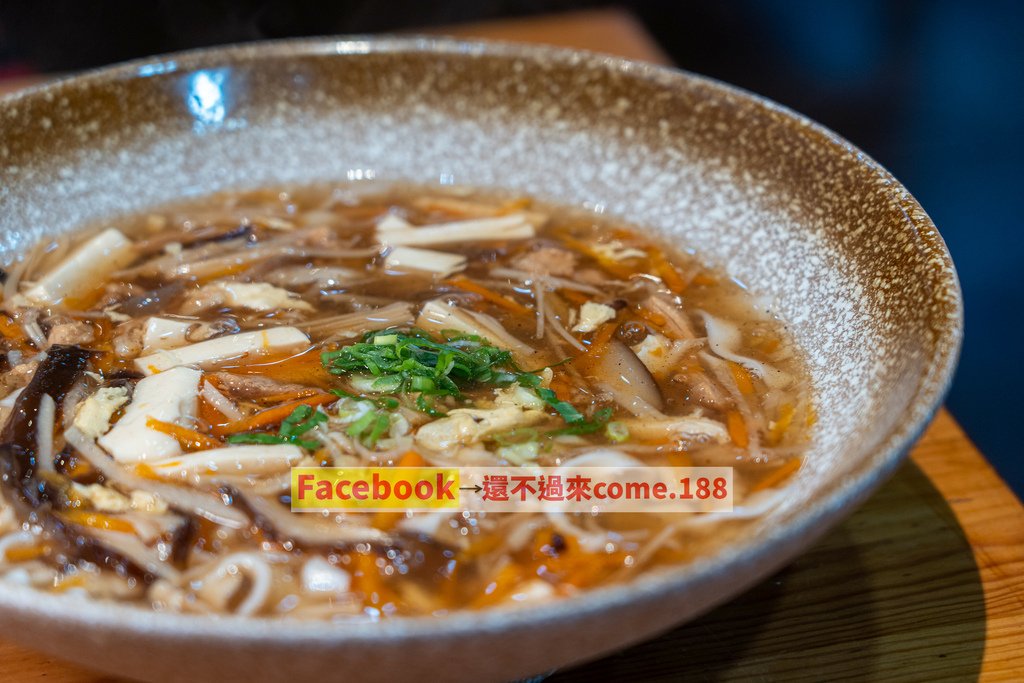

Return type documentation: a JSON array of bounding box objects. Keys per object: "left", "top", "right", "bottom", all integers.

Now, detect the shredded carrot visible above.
[
  {"left": 62, "top": 510, "right": 135, "bottom": 534},
  {"left": 558, "top": 288, "right": 590, "bottom": 306},
  {"left": 529, "top": 530, "right": 627, "bottom": 589},
  {"left": 61, "top": 454, "right": 95, "bottom": 480},
  {"left": 728, "top": 361, "right": 756, "bottom": 396},
  {"left": 750, "top": 458, "right": 802, "bottom": 493},
  {"left": 666, "top": 451, "right": 693, "bottom": 468},
  {"left": 547, "top": 374, "right": 575, "bottom": 401},
  {"left": 557, "top": 234, "right": 637, "bottom": 279},
  {"left": 648, "top": 248, "right": 688, "bottom": 294},
  {"left": 3, "top": 544, "right": 49, "bottom": 562},
  {"left": 130, "top": 463, "right": 157, "bottom": 480},
  {"left": 691, "top": 272, "right": 717, "bottom": 286},
  {"left": 212, "top": 393, "right": 336, "bottom": 436},
  {"left": 726, "top": 410, "right": 749, "bottom": 448},
  {"left": 766, "top": 403, "right": 795, "bottom": 446},
  {"left": 446, "top": 276, "right": 532, "bottom": 316},
  {"left": 575, "top": 321, "right": 617, "bottom": 373},
  {"left": 352, "top": 551, "right": 397, "bottom": 606},
  {"left": 256, "top": 388, "right": 321, "bottom": 405},
  {"left": 146, "top": 417, "right": 223, "bottom": 452},
  {"left": 396, "top": 450, "right": 425, "bottom": 467},
  {"left": 0, "top": 315, "right": 26, "bottom": 343},
  {"left": 471, "top": 563, "right": 525, "bottom": 608},
  {"left": 805, "top": 405, "right": 818, "bottom": 428},
  {"left": 374, "top": 451, "right": 428, "bottom": 530},
  {"left": 635, "top": 306, "right": 668, "bottom": 329},
  {"left": 499, "top": 198, "right": 531, "bottom": 214},
  {"left": 62, "top": 283, "right": 107, "bottom": 311},
  {"left": 587, "top": 321, "right": 617, "bottom": 355}
]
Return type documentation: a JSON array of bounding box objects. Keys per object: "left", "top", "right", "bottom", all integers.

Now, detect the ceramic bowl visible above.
[{"left": 0, "top": 37, "right": 962, "bottom": 682}]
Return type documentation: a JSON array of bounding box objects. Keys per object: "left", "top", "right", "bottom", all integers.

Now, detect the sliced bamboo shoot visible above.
[
  {"left": 378, "top": 214, "right": 534, "bottom": 247},
  {"left": 147, "top": 444, "right": 304, "bottom": 479},
  {"left": 384, "top": 246, "right": 467, "bottom": 277}
]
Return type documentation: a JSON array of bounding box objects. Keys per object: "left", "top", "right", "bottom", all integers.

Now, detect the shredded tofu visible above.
[
  {"left": 98, "top": 366, "right": 201, "bottom": 462},
  {"left": 632, "top": 333, "right": 693, "bottom": 379},
  {"left": 186, "top": 281, "right": 314, "bottom": 313},
  {"left": 72, "top": 386, "right": 130, "bottom": 439},
  {"left": 572, "top": 302, "right": 617, "bottom": 333},
  {"left": 415, "top": 407, "right": 547, "bottom": 450},
  {"left": 71, "top": 484, "right": 169, "bottom": 515},
  {"left": 591, "top": 241, "right": 647, "bottom": 261}
]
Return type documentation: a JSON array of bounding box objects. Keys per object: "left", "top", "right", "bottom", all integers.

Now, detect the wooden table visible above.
[{"left": 1, "top": 9, "right": 1021, "bottom": 682}]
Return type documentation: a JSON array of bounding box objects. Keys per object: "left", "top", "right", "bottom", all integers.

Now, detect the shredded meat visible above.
[
  {"left": 96, "top": 282, "right": 134, "bottom": 309},
  {"left": 0, "top": 360, "right": 39, "bottom": 398},
  {"left": 512, "top": 247, "right": 577, "bottom": 277},
  {"left": 675, "top": 372, "right": 730, "bottom": 409},
  {"left": 112, "top": 320, "right": 145, "bottom": 359},
  {"left": 209, "top": 372, "right": 312, "bottom": 400},
  {"left": 45, "top": 318, "right": 96, "bottom": 347},
  {"left": 645, "top": 294, "right": 697, "bottom": 339}
]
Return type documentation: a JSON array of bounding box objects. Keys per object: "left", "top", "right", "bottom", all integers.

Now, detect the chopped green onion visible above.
[
  {"left": 606, "top": 421, "right": 630, "bottom": 443},
  {"left": 228, "top": 404, "right": 327, "bottom": 451}
]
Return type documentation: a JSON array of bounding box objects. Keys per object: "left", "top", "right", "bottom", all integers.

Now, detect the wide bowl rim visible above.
[{"left": 0, "top": 34, "right": 963, "bottom": 644}]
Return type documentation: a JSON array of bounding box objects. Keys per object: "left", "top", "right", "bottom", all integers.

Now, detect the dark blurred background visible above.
[{"left": 1, "top": 2, "right": 1020, "bottom": 494}]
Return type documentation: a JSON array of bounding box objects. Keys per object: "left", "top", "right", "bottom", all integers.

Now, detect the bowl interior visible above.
[{"left": 0, "top": 37, "right": 961, "bottom": 682}]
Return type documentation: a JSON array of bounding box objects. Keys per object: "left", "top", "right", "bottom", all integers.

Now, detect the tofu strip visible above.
[
  {"left": 25, "top": 228, "right": 135, "bottom": 304},
  {"left": 134, "top": 326, "right": 310, "bottom": 375},
  {"left": 98, "top": 366, "right": 201, "bottom": 463}
]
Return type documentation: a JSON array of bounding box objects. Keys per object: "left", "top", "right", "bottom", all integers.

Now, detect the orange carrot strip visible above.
[
  {"left": 648, "top": 249, "right": 688, "bottom": 293},
  {"left": 446, "top": 276, "right": 532, "bottom": 315},
  {"left": 726, "top": 410, "right": 749, "bottom": 449},
  {"left": 396, "top": 450, "right": 425, "bottom": 467},
  {"left": 557, "top": 235, "right": 637, "bottom": 279},
  {"left": 62, "top": 510, "right": 135, "bottom": 534},
  {"left": 471, "top": 563, "right": 525, "bottom": 608},
  {"left": 587, "top": 321, "right": 617, "bottom": 355},
  {"left": 353, "top": 551, "right": 389, "bottom": 604},
  {"left": 0, "top": 315, "right": 26, "bottom": 342},
  {"left": 728, "top": 361, "right": 756, "bottom": 396},
  {"left": 766, "top": 403, "right": 795, "bottom": 446},
  {"left": 146, "top": 417, "right": 223, "bottom": 452},
  {"left": 133, "top": 463, "right": 163, "bottom": 480},
  {"left": 750, "top": 458, "right": 802, "bottom": 493},
  {"left": 691, "top": 272, "right": 717, "bottom": 286},
  {"left": 3, "top": 544, "right": 49, "bottom": 562},
  {"left": 374, "top": 451, "right": 429, "bottom": 530},
  {"left": 635, "top": 306, "right": 668, "bottom": 329},
  {"left": 666, "top": 451, "right": 693, "bottom": 468},
  {"left": 255, "top": 388, "right": 321, "bottom": 405},
  {"left": 558, "top": 288, "right": 590, "bottom": 306},
  {"left": 212, "top": 393, "right": 336, "bottom": 436},
  {"left": 805, "top": 405, "right": 818, "bottom": 428}
]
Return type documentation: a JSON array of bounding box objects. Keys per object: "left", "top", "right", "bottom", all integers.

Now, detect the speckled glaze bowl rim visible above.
[{"left": 0, "top": 35, "right": 962, "bottom": 644}]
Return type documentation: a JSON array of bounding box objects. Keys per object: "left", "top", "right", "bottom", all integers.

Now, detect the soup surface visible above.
[{"left": 0, "top": 184, "right": 811, "bottom": 618}]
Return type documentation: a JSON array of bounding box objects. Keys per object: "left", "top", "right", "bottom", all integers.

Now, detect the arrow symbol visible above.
[{"left": 459, "top": 485, "right": 483, "bottom": 493}]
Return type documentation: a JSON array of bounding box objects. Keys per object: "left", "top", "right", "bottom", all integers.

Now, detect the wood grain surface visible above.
[{"left": 0, "top": 9, "right": 1020, "bottom": 682}]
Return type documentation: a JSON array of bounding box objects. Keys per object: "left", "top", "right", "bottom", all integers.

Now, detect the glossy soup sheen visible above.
[{"left": 0, "top": 184, "right": 811, "bottom": 619}]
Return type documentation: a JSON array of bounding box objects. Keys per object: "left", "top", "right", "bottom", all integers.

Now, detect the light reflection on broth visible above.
[{"left": 0, "top": 184, "right": 811, "bottom": 618}]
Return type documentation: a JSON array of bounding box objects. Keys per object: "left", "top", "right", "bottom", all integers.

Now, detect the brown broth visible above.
[{"left": 0, "top": 183, "right": 812, "bottom": 618}]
